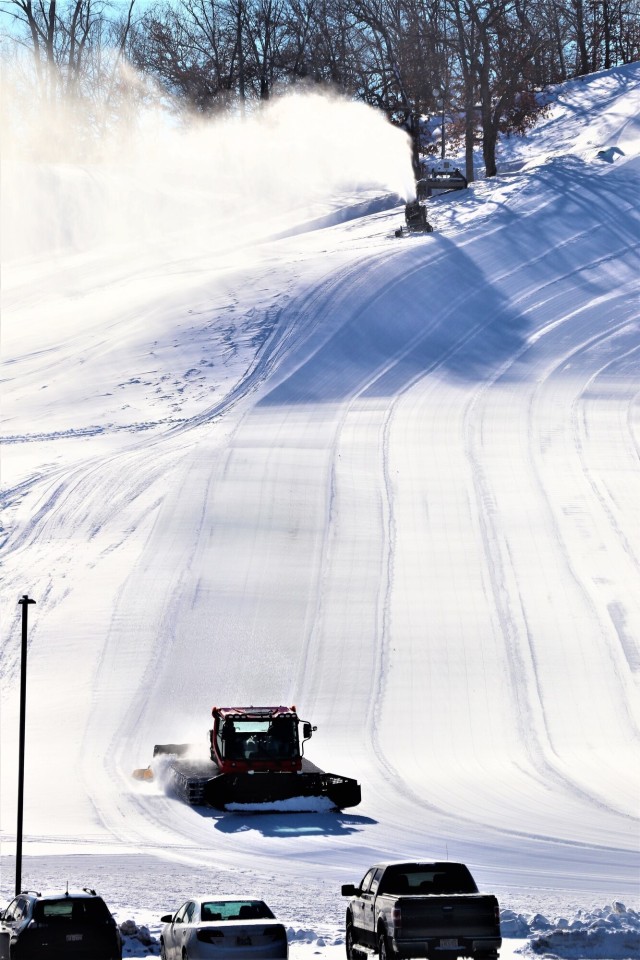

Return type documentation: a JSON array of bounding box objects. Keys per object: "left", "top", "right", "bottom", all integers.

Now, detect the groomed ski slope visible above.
[{"left": 1, "top": 63, "right": 639, "bottom": 953}]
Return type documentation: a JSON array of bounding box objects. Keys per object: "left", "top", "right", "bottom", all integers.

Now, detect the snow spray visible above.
[{"left": 1, "top": 64, "right": 415, "bottom": 262}]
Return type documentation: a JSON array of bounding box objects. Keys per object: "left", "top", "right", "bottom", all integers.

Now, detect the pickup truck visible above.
[{"left": 341, "top": 861, "right": 501, "bottom": 960}]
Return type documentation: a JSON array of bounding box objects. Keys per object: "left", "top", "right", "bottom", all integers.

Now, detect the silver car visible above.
[{"left": 160, "top": 897, "right": 288, "bottom": 960}]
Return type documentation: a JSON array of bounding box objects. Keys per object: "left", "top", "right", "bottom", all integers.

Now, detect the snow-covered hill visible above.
[{"left": 1, "top": 64, "right": 639, "bottom": 958}]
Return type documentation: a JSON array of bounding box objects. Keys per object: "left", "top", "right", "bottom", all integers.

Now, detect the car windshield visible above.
[
  {"left": 200, "top": 901, "right": 274, "bottom": 921},
  {"left": 380, "top": 865, "right": 478, "bottom": 895},
  {"left": 217, "top": 716, "right": 298, "bottom": 761},
  {"left": 33, "top": 899, "right": 111, "bottom": 923}
]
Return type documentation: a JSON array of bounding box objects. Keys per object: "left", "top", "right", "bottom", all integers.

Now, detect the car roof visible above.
[
  {"left": 192, "top": 896, "right": 265, "bottom": 903},
  {"left": 367, "top": 861, "right": 466, "bottom": 870},
  {"left": 214, "top": 706, "right": 295, "bottom": 720},
  {"left": 22, "top": 890, "right": 102, "bottom": 900}
]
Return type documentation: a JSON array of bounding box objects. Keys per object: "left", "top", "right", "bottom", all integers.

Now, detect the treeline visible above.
[{"left": 3, "top": 0, "right": 639, "bottom": 178}]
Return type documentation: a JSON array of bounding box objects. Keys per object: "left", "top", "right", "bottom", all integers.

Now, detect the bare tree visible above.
[
  {"left": 447, "top": 0, "right": 549, "bottom": 177},
  {"left": 1, "top": 0, "right": 136, "bottom": 98},
  {"left": 350, "top": 0, "right": 444, "bottom": 174},
  {"left": 6, "top": 0, "right": 635, "bottom": 167},
  {"left": 128, "top": 0, "right": 242, "bottom": 110}
]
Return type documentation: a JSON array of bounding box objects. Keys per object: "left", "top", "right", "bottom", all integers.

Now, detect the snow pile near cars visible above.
[
  {"left": 120, "top": 917, "right": 155, "bottom": 947},
  {"left": 504, "top": 902, "right": 640, "bottom": 957},
  {"left": 115, "top": 904, "right": 640, "bottom": 958}
]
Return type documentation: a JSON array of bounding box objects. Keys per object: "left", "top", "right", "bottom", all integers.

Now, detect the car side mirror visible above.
[
  {"left": 341, "top": 884, "right": 358, "bottom": 896},
  {"left": 161, "top": 914, "right": 173, "bottom": 923}
]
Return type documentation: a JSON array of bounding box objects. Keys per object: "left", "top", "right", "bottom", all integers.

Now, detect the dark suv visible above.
[{"left": 0, "top": 888, "right": 122, "bottom": 959}]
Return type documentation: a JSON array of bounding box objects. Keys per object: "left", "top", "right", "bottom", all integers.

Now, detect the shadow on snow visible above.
[
  {"left": 257, "top": 153, "right": 639, "bottom": 407},
  {"left": 198, "top": 808, "right": 377, "bottom": 838}
]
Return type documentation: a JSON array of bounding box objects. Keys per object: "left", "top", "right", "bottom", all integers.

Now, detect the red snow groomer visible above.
[{"left": 143, "top": 705, "right": 361, "bottom": 811}]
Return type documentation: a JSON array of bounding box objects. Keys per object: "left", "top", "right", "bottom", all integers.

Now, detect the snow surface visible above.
[{"left": 1, "top": 65, "right": 639, "bottom": 959}]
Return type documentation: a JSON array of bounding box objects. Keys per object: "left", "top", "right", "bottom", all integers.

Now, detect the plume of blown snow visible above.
[{"left": 0, "top": 62, "right": 415, "bottom": 263}]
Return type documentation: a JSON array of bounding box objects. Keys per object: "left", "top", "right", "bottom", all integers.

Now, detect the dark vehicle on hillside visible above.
[
  {"left": 0, "top": 888, "right": 122, "bottom": 959},
  {"left": 342, "top": 861, "right": 501, "bottom": 960}
]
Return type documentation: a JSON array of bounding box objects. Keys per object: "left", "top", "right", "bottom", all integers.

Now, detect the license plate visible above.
[
  {"left": 440, "top": 939, "right": 458, "bottom": 948},
  {"left": 237, "top": 935, "right": 252, "bottom": 945},
  {"left": 66, "top": 934, "right": 83, "bottom": 942}
]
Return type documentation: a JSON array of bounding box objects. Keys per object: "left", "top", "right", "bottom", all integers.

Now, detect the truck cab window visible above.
[
  {"left": 268, "top": 716, "right": 297, "bottom": 759},
  {"left": 369, "top": 868, "right": 385, "bottom": 895},
  {"left": 359, "top": 869, "right": 377, "bottom": 893}
]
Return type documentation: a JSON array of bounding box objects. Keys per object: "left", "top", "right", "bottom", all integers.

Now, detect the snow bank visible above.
[
  {"left": 114, "top": 904, "right": 640, "bottom": 958},
  {"left": 505, "top": 903, "right": 640, "bottom": 958}
]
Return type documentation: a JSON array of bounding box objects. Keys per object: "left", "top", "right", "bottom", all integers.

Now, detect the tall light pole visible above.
[{"left": 16, "top": 594, "right": 36, "bottom": 897}]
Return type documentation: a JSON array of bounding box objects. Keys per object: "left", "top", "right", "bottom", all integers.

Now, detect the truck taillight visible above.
[
  {"left": 392, "top": 906, "right": 402, "bottom": 932},
  {"left": 197, "top": 929, "right": 223, "bottom": 943}
]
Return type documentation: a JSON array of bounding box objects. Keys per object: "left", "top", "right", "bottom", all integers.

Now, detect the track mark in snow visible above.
[{"left": 462, "top": 293, "right": 640, "bottom": 822}]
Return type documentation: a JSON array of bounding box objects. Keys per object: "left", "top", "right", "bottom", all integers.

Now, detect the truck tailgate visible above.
[{"left": 397, "top": 895, "right": 499, "bottom": 938}]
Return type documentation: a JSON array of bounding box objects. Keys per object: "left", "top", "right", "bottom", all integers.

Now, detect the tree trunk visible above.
[
  {"left": 573, "top": 0, "right": 590, "bottom": 74},
  {"left": 464, "top": 91, "right": 475, "bottom": 183},
  {"left": 482, "top": 121, "right": 498, "bottom": 177}
]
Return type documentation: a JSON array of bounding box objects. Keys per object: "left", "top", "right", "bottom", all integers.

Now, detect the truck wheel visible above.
[
  {"left": 378, "top": 932, "right": 391, "bottom": 960},
  {"left": 346, "top": 922, "right": 356, "bottom": 960}
]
